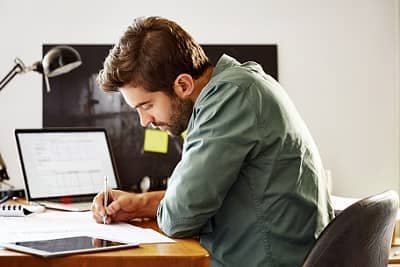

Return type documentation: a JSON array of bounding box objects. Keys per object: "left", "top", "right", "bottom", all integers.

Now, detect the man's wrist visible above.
[{"left": 138, "top": 190, "right": 165, "bottom": 218}]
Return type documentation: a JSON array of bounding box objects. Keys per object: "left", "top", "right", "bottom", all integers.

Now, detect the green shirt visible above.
[{"left": 157, "top": 55, "right": 334, "bottom": 267}]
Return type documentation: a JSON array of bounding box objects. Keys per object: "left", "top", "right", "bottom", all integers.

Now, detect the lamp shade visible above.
[
  {"left": 42, "top": 46, "right": 82, "bottom": 77},
  {"left": 0, "top": 45, "right": 82, "bottom": 93}
]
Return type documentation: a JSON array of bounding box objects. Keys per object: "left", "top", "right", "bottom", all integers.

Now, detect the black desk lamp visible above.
[{"left": 0, "top": 45, "right": 82, "bottom": 93}]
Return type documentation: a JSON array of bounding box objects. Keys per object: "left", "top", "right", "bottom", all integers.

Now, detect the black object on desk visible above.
[
  {"left": 0, "top": 152, "right": 10, "bottom": 181},
  {"left": 4, "top": 236, "right": 138, "bottom": 257}
]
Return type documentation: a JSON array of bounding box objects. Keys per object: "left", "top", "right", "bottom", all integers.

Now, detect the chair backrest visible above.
[{"left": 302, "top": 190, "right": 399, "bottom": 267}]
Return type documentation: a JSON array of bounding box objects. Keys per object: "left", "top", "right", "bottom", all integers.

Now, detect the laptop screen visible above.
[{"left": 15, "top": 128, "right": 119, "bottom": 200}]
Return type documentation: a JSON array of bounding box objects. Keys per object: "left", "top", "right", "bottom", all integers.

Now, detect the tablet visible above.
[{"left": 3, "top": 236, "right": 139, "bottom": 257}]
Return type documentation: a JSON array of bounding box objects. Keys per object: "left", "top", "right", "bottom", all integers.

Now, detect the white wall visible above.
[{"left": 0, "top": 0, "right": 398, "bottom": 198}]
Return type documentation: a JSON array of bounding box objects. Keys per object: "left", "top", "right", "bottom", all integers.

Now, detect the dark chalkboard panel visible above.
[{"left": 42, "top": 44, "right": 277, "bottom": 191}]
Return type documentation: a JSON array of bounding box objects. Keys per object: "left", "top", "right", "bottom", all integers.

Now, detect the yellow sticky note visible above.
[
  {"left": 144, "top": 129, "right": 169, "bottom": 154},
  {"left": 181, "top": 130, "right": 187, "bottom": 139}
]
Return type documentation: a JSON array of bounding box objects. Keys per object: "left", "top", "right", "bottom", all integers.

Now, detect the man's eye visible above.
[{"left": 142, "top": 104, "right": 153, "bottom": 110}]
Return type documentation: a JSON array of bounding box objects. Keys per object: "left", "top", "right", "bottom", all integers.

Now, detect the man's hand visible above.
[{"left": 91, "top": 189, "right": 165, "bottom": 224}]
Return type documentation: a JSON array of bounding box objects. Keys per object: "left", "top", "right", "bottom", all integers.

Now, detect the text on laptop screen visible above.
[{"left": 17, "top": 131, "right": 118, "bottom": 199}]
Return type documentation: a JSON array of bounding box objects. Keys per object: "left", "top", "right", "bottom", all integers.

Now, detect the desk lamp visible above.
[
  {"left": 0, "top": 46, "right": 81, "bottom": 203},
  {"left": 0, "top": 45, "right": 82, "bottom": 93}
]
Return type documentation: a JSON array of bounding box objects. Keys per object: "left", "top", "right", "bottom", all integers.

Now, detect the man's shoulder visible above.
[
  {"left": 213, "top": 62, "right": 261, "bottom": 87},
  {"left": 198, "top": 64, "right": 266, "bottom": 102}
]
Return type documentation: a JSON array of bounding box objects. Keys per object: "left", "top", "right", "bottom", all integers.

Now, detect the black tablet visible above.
[{"left": 4, "top": 236, "right": 139, "bottom": 257}]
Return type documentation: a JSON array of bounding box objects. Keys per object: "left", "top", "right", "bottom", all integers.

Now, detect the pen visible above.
[{"left": 103, "top": 175, "right": 108, "bottom": 224}]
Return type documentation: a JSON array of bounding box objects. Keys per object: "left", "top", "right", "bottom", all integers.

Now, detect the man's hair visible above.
[{"left": 97, "top": 16, "right": 211, "bottom": 93}]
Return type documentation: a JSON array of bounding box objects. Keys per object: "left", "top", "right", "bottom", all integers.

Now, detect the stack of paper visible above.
[{"left": 0, "top": 211, "right": 174, "bottom": 246}]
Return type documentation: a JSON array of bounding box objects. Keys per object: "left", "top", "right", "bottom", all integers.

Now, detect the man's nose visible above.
[{"left": 138, "top": 110, "right": 154, "bottom": 127}]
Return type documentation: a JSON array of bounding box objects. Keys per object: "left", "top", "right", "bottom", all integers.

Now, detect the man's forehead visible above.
[
  {"left": 120, "top": 85, "right": 170, "bottom": 107},
  {"left": 133, "top": 100, "right": 151, "bottom": 109},
  {"left": 120, "top": 85, "right": 148, "bottom": 106}
]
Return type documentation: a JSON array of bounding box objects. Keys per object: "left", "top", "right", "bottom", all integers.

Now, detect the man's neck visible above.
[{"left": 191, "top": 66, "right": 214, "bottom": 103}]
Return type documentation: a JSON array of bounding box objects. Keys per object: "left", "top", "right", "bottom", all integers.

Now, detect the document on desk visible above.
[{"left": 0, "top": 211, "right": 174, "bottom": 246}]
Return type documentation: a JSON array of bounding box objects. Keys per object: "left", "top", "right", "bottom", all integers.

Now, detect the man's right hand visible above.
[{"left": 91, "top": 189, "right": 165, "bottom": 224}]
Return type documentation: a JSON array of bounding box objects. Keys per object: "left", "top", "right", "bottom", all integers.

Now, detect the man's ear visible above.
[{"left": 173, "top": 74, "right": 194, "bottom": 98}]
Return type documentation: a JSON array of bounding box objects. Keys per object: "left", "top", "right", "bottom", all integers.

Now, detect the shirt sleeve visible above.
[{"left": 157, "top": 81, "right": 260, "bottom": 237}]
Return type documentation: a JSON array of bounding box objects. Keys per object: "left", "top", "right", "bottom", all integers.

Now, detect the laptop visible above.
[{"left": 15, "top": 128, "right": 120, "bottom": 211}]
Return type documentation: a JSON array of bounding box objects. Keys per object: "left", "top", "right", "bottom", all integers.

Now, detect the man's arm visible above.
[
  {"left": 92, "top": 189, "right": 165, "bottom": 224},
  {"left": 158, "top": 82, "right": 259, "bottom": 237}
]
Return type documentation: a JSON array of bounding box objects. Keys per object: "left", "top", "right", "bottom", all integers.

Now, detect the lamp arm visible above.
[{"left": 0, "top": 59, "right": 25, "bottom": 92}]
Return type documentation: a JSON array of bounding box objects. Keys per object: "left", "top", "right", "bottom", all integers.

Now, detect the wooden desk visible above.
[
  {"left": 0, "top": 219, "right": 209, "bottom": 267},
  {"left": 391, "top": 241, "right": 400, "bottom": 265},
  {"left": 390, "top": 227, "right": 400, "bottom": 264}
]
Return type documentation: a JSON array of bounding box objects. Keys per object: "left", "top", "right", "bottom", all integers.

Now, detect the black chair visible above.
[{"left": 302, "top": 190, "right": 399, "bottom": 267}]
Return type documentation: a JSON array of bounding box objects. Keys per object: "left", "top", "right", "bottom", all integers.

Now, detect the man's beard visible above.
[{"left": 167, "top": 95, "right": 193, "bottom": 136}]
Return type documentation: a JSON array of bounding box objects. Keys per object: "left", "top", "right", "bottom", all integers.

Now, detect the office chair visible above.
[{"left": 302, "top": 190, "right": 399, "bottom": 267}]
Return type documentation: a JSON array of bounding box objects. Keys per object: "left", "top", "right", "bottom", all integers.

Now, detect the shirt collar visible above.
[
  {"left": 193, "top": 54, "right": 239, "bottom": 108},
  {"left": 211, "top": 54, "right": 240, "bottom": 77}
]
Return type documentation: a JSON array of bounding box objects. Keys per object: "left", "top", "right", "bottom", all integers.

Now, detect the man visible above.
[{"left": 92, "top": 16, "right": 334, "bottom": 267}]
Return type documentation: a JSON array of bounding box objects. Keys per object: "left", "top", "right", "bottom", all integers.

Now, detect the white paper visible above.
[
  {"left": 331, "top": 194, "right": 400, "bottom": 220},
  {"left": 0, "top": 211, "right": 174, "bottom": 247},
  {"left": 331, "top": 195, "right": 360, "bottom": 211}
]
